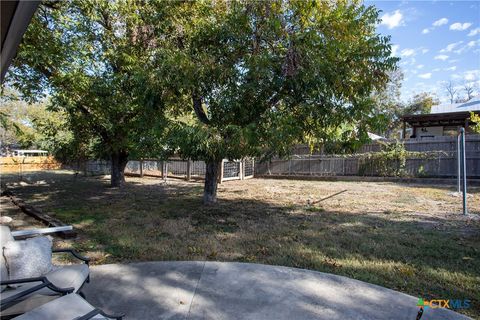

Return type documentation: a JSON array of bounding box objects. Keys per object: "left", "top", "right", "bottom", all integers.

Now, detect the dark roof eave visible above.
[
  {"left": 401, "top": 111, "right": 480, "bottom": 124},
  {"left": 1, "top": 0, "right": 40, "bottom": 83}
]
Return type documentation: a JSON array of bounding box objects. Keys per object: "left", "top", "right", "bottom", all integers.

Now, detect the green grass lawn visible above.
[{"left": 2, "top": 171, "right": 479, "bottom": 318}]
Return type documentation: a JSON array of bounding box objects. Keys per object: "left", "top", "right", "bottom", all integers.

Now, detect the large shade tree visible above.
[
  {"left": 0, "top": 89, "right": 73, "bottom": 155},
  {"left": 8, "top": 0, "right": 175, "bottom": 187},
  {"left": 161, "top": 0, "right": 398, "bottom": 204}
]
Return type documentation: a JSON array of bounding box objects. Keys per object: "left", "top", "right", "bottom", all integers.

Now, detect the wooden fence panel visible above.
[
  {"left": 0, "top": 156, "right": 61, "bottom": 173},
  {"left": 292, "top": 135, "right": 480, "bottom": 155},
  {"left": 257, "top": 135, "right": 480, "bottom": 178},
  {"left": 256, "top": 154, "right": 479, "bottom": 178}
]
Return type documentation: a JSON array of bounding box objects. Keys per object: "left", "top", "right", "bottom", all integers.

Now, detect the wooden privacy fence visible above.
[
  {"left": 256, "top": 135, "right": 480, "bottom": 179},
  {"left": 125, "top": 158, "right": 254, "bottom": 182},
  {"left": 255, "top": 152, "right": 479, "bottom": 178},
  {"left": 291, "top": 135, "right": 480, "bottom": 155},
  {"left": 0, "top": 156, "right": 61, "bottom": 174}
]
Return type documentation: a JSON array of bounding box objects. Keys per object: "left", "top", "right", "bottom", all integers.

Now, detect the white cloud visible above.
[
  {"left": 449, "top": 22, "right": 472, "bottom": 31},
  {"left": 448, "top": 59, "right": 459, "bottom": 64},
  {"left": 468, "top": 28, "right": 480, "bottom": 36},
  {"left": 401, "top": 48, "right": 416, "bottom": 57},
  {"left": 468, "top": 40, "right": 479, "bottom": 47},
  {"left": 444, "top": 66, "right": 457, "bottom": 71},
  {"left": 380, "top": 10, "right": 404, "bottom": 29},
  {"left": 465, "top": 74, "right": 475, "bottom": 81},
  {"left": 434, "top": 55, "right": 449, "bottom": 61},
  {"left": 433, "top": 18, "right": 449, "bottom": 27},
  {"left": 391, "top": 44, "right": 400, "bottom": 56},
  {"left": 418, "top": 73, "right": 432, "bottom": 79},
  {"left": 432, "top": 68, "right": 441, "bottom": 72},
  {"left": 422, "top": 18, "right": 449, "bottom": 35},
  {"left": 440, "top": 41, "right": 463, "bottom": 53},
  {"left": 464, "top": 70, "right": 480, "bottom": 81},
  {"left": 453, "top": 40, "right": 479, "bottom": 54},
  {"left": 399, "top": 47, "right": 428, "bottom": 57},
  {"left": 416, "top": 64, "right": 424, "bottom": 69}
]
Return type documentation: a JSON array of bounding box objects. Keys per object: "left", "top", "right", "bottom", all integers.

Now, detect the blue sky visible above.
[{"left": 366, "top": 0, "right": 480, "bottom": 103}]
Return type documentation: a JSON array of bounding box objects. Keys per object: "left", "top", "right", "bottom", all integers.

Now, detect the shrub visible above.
[{"left": 358, "top": 141, "right": 407, "bottom": 177}]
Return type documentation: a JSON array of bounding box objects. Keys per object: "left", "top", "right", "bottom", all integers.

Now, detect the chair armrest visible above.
[
  {"left": 75, "top": 308, "right": 125, "bottom": 320},
  {"left": 52, "top": 249, "right": 90, "bottom": 265},
  {"left": 0, "top": 276, "right": 74, "bottom": 294},
  {"left": 0, "top": 277, "right": 74, "bottom": 312},
  {"left": 1, "top": 276, "right": 46, "bottom": 286}
]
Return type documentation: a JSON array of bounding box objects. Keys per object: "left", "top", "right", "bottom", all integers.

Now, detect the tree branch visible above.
[{"left": 192, "top": 92, "right": 210, "bottom": 125}]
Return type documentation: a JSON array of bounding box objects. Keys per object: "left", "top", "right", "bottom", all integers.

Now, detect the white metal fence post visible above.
[
  {"left": 240, "top": 159, "right": 244, "bottom": 180},
  {"left": 460, "top": 128, "right": 468, "bottom": 215},
  {"left": 219, "top": 159, "right": 225, "bottom": 183},
  {"left": 457, "top": 133, "right": 461, "bottom": 193}
]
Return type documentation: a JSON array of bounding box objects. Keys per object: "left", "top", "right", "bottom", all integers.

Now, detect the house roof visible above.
[{"left": 431, "top": 95, "right": 480, "bottom": 114}]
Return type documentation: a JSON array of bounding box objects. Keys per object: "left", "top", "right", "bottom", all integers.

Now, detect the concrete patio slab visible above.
[{"left": 83, "top": 261, "right": 471, "bottom": 320}]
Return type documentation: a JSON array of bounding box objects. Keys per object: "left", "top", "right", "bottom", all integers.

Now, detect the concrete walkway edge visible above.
[{"left": 83, "top": 261, "right": 472, "bottom": 320}]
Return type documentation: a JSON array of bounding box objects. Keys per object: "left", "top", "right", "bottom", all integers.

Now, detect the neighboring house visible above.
[{"left": 401, "top": 96, "right": 480, "bottom": 139}]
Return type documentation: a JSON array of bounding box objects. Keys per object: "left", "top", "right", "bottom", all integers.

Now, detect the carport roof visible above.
[{"left": 401, "top": 111, "right": 478, "bottom": 127}]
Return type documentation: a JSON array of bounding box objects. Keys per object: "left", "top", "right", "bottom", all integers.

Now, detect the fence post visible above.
[
  {"left": 218, "top": 159, "right": 225, "bottom": 184},
  {"left": 460, "top": 128, "right": 467, "bottom": 215},
  {"left": 186, "top": 159, "right": 191, "bottom": 181},
  {"left": 457, "top": 134, "right": 461, "bottom": 193},
  {"left": 251, "top": 158, "right": 255, "bottom": 177},
  {"left": 161, "top": 161, "right": 168, "bottom": 181},
  {"left": 240, "top": 159, "right": 244, "bottom": 180},
  {"left": 308, "top": 155, "right": 311, "bottom": 175},
  {"left": 139, "top": 159, "right": 143, "bottom": 177}
]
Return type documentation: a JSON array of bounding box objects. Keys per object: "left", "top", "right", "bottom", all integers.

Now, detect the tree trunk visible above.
[
  {"left": 111, "top": 150, "right": 129, "bottom": 187},
  {"left": 203, "top": 159, "right": 222, "bottom": 205}
]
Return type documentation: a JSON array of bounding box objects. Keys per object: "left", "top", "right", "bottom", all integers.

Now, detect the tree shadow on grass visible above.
[{"left": 3, "top": 171, "right": 480, "bottom": 318}]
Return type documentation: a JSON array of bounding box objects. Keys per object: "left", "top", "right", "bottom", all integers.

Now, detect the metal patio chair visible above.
[{"left": 0, "top": 225, "right": 90, "bottom": 318}]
